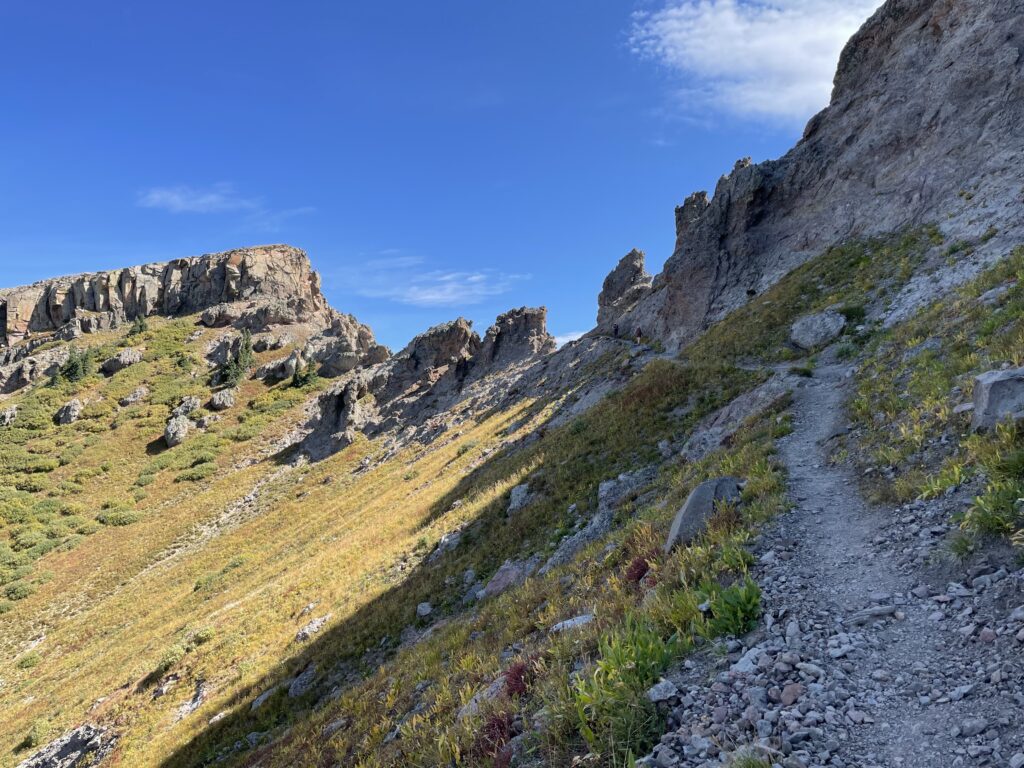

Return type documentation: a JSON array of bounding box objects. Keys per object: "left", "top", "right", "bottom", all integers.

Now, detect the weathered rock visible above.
[
  {"left": 14, "top": 724, "right": 117, "bottom": 768},
  {"left": 457, "top": 676, "right": 507, "bottom": 721},
  {"left": 663, "top": 477, "right": 742, "bottom": 553},
  {"left": 597, "top": 249, "right": 653, "bottom": 331},
  {"left": 55, "top": 399, "right": 84, "bottom": 425},
  {"left": 164, "top": 416, "right": 191, "bottom": 447},
  {"left": 416, "top": 602, "right": 433, "bottom": 619},
  {"left": 296, "top": 614, "right": 331, "bottom": 642},
  {"left": 119, "top": 386, "right": 149, "bottom": 406},
  {"left": 507, "top": 483, "right": 533, "bottom": 515},
  {"left": 541, "top": 466, "right": 657, "bottom": 574},
  {"left": 475, "top": 307, "right": 556, "bottom": 372},
  {"left": 0, "top": 245, "right": 333, "bottom": 346},
  {"left": 100, "top": 348, "right": 143, "bottom": 374},
  {"left": 479, "top": 559, "right": 536, "bottom": 600},
  {"left": 681, "top": 376, "right": 791, "bottom": 461},
  {"left": 608, "top": 0, "right": 1024, "bottom": 350},
  {"left": 1, "top": 405, "right": 16, "bottom": 426},
  {"left": 550, "top": 614, "right": 594, "bottom": 633},
  {"left": 288, "top": 663, "right": 318, "bottom": 698},
  {"left": 970, "top": 367, "right": 1024, "bottom": 431},
  {"left": 790, "top": 311, "right": 847, "bottom": 350},
  {"left": 209, "top": 389, "right": 236, "bottom": 411},
  {"left": 172, "top": 396, "right": 201, "bottom": 418}
]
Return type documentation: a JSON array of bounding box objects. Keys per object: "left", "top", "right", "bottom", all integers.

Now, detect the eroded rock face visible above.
[
  {"left": 0, "top": 245, "right": 330, "bottom": 346},
  {"left": 597, "top": 249, "right": 653, "bottom": 331},
  {"left": 14, "top": 724, "right": 116, "bottom": 768},
  {"left": 615, "top": 0, "right": 1024, "bottom": 350},
  {"left": 164, "top": 416, "right": 191, "bottom": 447},
  {"left": 302, "top": 308, "right": 556, "bottom": 456}
]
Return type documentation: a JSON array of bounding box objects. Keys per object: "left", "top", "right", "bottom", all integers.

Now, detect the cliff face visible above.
[
  {"left": 0, "top": 245, "right": 331, "bottom": 346},
  {"left": 615, "top": 0, "right": 1024, "bottom": 349}
]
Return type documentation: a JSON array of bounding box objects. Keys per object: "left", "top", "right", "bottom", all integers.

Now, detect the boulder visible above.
[
  {"left": 55, "top": 399, "right": 84, "bottom": 425},
  {"left": 663, "top": 477, "right": 742, "bottom": 553},
  {"left": 416, "top": 602, "right": 433, "bottom": 619},
  {"left": 790, "top": 310, "right": 846, "bottom": 350},
  {"left": 101, "top": 348, "right": 143, "bottom": 375},
  {"left": 287, "top": 663, "right": 318, "bottom": 698},
  {"left": 1, "top": 406, "right": 16, "bottom": 427},
  {"left": 507, "top": 483, "right": 532, "bottom": 515},
  {"left": 209, "top": 389, "right": 236, "bottom": 411},
  {"left": 478, "top": 558, "right": 537, "bottom": 600},
  {"left": 119, "top": 386, "right": 149, "bottom": 407},
  {"left": 164, "top": 416, "right": 191, "bottom": 447},
  {"left": 172, "top": 396, "right": 201, "bottom": 418},
  {"left": 971, "top": 367, "right": 1024, "bottom": 431},
  {"left": 14, "top": 723, "right": 117, "bottom": 768},
  {"left": 540, "top": 466, "right": 656, "bottom": 575}
]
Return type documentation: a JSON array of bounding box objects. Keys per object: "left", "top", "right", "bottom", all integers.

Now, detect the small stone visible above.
[
  {"left": 416, "top": 602, "right": 433, "bottom": 619},
  {"left": 960, "top": 717, "right": 987, "bottom": 737},
  {"left": 781, "top": 683, "right": 805, "bottom": 706}
]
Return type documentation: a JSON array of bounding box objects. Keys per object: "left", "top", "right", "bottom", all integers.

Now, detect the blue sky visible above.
[{"left": 0, "top": 1, "right": 879, "bottom": 349}]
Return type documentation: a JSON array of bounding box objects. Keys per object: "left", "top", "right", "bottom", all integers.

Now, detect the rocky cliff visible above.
[
  {"left": 0, "top": 245, "right": 331, "bottom": 347},
  {"left": 611, "top": 0, "right": 1024, "bottom": 349}
]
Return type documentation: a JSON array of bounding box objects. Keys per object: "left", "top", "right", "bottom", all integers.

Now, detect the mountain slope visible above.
[{"left": 4, "top": 0, "right": 1024, "bottom": 766}]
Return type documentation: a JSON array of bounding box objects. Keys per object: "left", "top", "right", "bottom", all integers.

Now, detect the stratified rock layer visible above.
[{"left": 0, "top": 245, "right": 330, "bottom": 346}]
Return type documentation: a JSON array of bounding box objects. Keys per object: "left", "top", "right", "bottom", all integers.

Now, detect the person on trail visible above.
[
  {"left": 634, "top": 326, "right": 643, "bottom": 344},
  {"left": 612, "top": 323, "right": 619, "bottom": 338}
]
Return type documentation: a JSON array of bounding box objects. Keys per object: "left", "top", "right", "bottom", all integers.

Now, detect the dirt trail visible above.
[{"left": 644, "top": 361, "right": 1023, "bottom": 767}]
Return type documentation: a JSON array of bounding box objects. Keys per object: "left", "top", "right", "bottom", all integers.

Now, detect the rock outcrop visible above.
[
  {"left": 614, "top": 0, "right": 1024, "bottom": 350},
  {"left": 971, "top": 367, "right": 1024, "bottom": 432},
  {"left": 14, "top": 724, "right": 117, "bottom": 768},
  {"left": 302, "top": 308, "right": 555, "bottom": 455},
  {"left": 0, "top": 245, "right": 331, "bottom": 346},
  {"left": 596, "top": 249, "right": 653, "bottom": 332}
]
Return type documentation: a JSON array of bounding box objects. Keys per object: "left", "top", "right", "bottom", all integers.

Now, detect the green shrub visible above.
[
  {"left": 17, "top": 652, "right": 41, "bottom": 669},
  {"left": 219, "top": 330, "right": 254, "bottom": 387},
  {"left": 128, "top": 315, "right": 149, "bottom": 336},
  {"left": 5, "top": 581, "right": 35, "bottom": 601},
  {"left": 700, "top": 577, "right": 762, "bottom": 638},
  {"left": 53, "top": 346, "right": 93, "bottom": 384},
  {"left": 175, "top": 463, "right": 217, "bottom": 483},
  {"left": 572, "top": 615, "right": 677, "bottom": 766},
  {"left": 96, "top": 505, "right": 143, "bottom": 526},
  {"left": 154, "top": 643, "right": 188, "bottom": 676}
]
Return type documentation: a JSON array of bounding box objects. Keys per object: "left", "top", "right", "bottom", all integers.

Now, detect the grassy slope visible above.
[
  {"left": 850, "top": 246, "right": 1024, "bottom": 544},
  {"left": 0, "top": 227, "right": 959, "bottom": 768}
]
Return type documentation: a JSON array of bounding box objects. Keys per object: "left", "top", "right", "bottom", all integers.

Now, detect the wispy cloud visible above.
[
  {"left": 137, "top": 182, "right": 258, "bottom": 214},
  {"left": 553, "top": 331, "right": 585, "bottom": 348},
  {"left": 331, "top": 250, "right": 530, "bottom": 308},
  {"left": 630, "top": 0, "right": 881, "bottom": 122},
  {"left": 136, "top": 183, "right": 314, "bottom": 232}
]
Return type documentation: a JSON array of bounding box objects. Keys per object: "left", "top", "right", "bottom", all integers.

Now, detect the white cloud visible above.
[
  {"left": 553, "top": 331, "right": 585, "bottom": 348},
  {"left": 334, "top": 251, "right": 530, "bottom": 308},
  {"left": 137, "top": 183, "right": 258, "bottom": 214},
  {"left": 630, "top": 0, "right": 881, "bottom": 122},
  {"left": 137, "top": 184, "right": 314, "bottom": 232}
]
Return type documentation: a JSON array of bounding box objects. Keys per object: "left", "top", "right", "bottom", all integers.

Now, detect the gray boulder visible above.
[
  {"left": 172, "top": 396, "right": 201, "bottom": 418},
  {"left": 478, "top": 558, "right": 538, "bottom": 600},
  {"left": 164, "top": 416, "right": 191, "bottom": 447},
  {"left": 209, "top": 389, "right": 236, "bottom": 411},
  {"left": 55, "top": 399, "right": 84, "bottom": 425},
  {"left": 119, "top": 386, "right": 149, "bottom": 407},
  {"left": 14, "top": 723, "right": 117, "bottom": 768},
  {"left": 1, "top": 406, "right": 16, "bottom": 427},
  {"left": 664, "top": 477, "right": 742, "bottom": 553},
  {"left": 971, "top": 367, "right": 1024, "bottom": 431},
  {"left": 507, "top": 483, "right": 533, "bottom": 515},
  {"left": 101, "top": 348, "right": 143, "bottom": 375},
  {"left": 287, "top": 663, "right": 318, "bottom": 698},
  {"left": 790, "top": 310, "right": 846, "bottom": 350}
]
